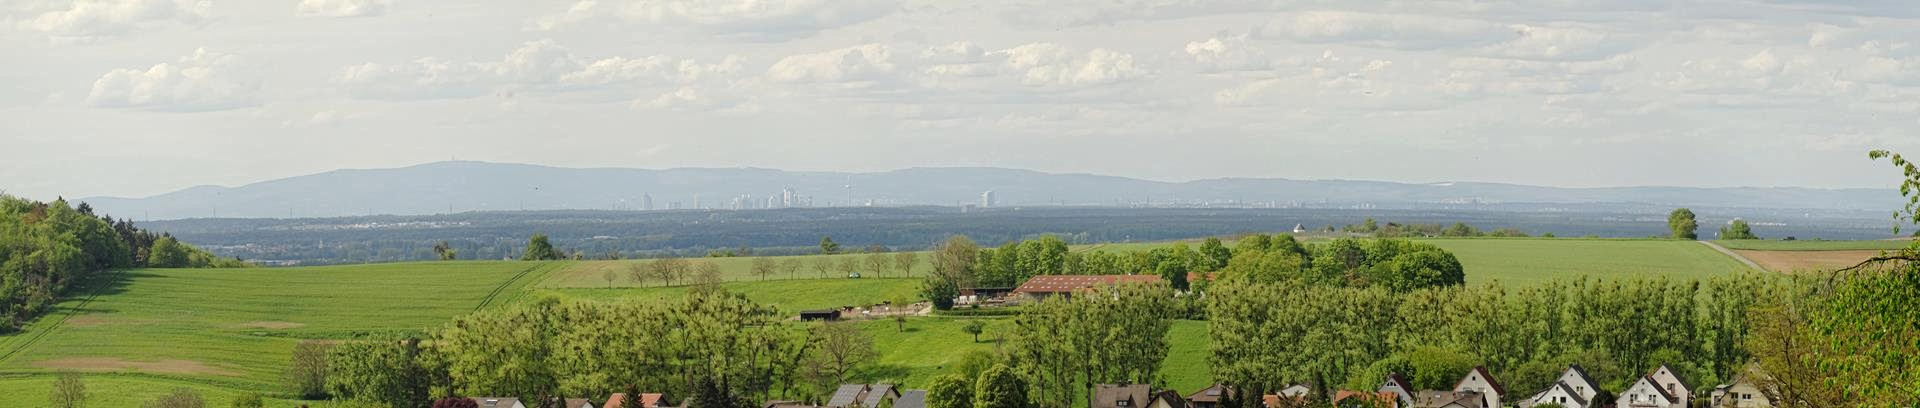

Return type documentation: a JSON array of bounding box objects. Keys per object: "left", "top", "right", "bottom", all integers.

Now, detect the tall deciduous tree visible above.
[
  {"left": 1668, "top": 208, "right": 1699, "bottom": 240},
  {"left": 522, "top": 234, "right": 559, "bottom": 260},
  {"left": 972, "top": 364, "right": 1029, "bottom": 408},
  {"left": 820, "top": 236, "right": 841, "bottom": 255},
  {"left": 805, "top": 322, "right": 878, "bottom": 392},
  {"left": 751, "top": 257, "right": 777, "bottom": 281},
  {"left": 49, "top": 372, "right": 85, "bottom": 408},
  {"left": 924, "top": 236, "right": 981, "bottom": 310},
  {"left": 893, "top": 252, "right": 919, "bottom": 277},
  {"left": 925, "top": 374, "right": 974, "bottom": 408},
  {"left": 326, "top": 338, "right": 431, "bottom": 408},
  {"left": 289, "top": 340, "right": 332, "bottom": 399},
  {"left": 1719, "top": 219, "right": 1759, "bottom": 240}
]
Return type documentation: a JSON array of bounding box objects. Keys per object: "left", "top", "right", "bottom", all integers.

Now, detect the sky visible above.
[{"left": 5, "top": 0, "right": 1920, "bottom": 200}]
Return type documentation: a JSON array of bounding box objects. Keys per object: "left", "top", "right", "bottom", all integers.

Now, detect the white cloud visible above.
[
  {"left": 993, "top": 44, "right": 1149, "bottom": 87},
  {"left": 1184, "top": 37, "right": 1288, "bottom": 72},
  {"left": 21, "top": 0, "right": 208, "bottom": 39},
  {"left": 766, "top": 44, "right": 897, "bottom": 83},
  {"left": 336, "top": 40, "right": 745, "bottom": 100},
  {"left": 534, "top": 0, "right": 895, "bottom": 39},
  {"left": 87, "top": 48, "right": 261, "bottom": 111},
  {"left": 1480, "top": 24, "right": 1639, "bottom": 61},
  {"left": 295, "top": 0, "right": 389, "bottom": 17},
  {"left": 634, "top": 86, "right": 759, "bottom": 113},
  {"left": 1255, "top": 11, "right": 1515, "bottom": 51}
]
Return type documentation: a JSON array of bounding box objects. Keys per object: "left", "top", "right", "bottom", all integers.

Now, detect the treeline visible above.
[
  {"left": 923, "top": 234, "right": 1465, "bottom": 311},
  {"left": 312, "top": 280, "right": 1181, "bottom": 408},
  {"left": 1341, "top": 218, "right": 1535, "bottom": 238},
  {"left": 0, "top": 196, "right": 242, "bottom": 332},
  {"left": 1208, "top": 275, "right": 1767, "bottom": 403}
]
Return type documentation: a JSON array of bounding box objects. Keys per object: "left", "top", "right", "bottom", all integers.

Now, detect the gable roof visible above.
[
  {"left": 1014, "top": 275, "right": 1162, "bottom": 295},
  {"left": 862, "top": 384, "right": 897, "bottom": 408},
  {"left": 1654, "top": 363, "right": 1693, "bottom": 392},
  {"left": 1150, "top": 390, "right": 1188, "bottom": 408},
  {"left": 1093, "top": 384, "right": 1154, "bottom": 408},
  {"left": 1566, "top": 364, "right": 1599, "bottom": 391},
  {"left": 1629, "top": 375, "right": 1677, "bottom": 403},
  {"left": 1550, "top": 382, "right": 1590, "bottom": 407},
  {"left": 564, "top": 398, "right": 596, "bottom": 408},
  {"left": 894, "top": 390, "right": 928, "bottom": 408},
  {"left": 1382, "top": 373, "right": 1414, "bottom": 392},
  {"left": 472, "top": 398, "right": 524, "bottom": 408},
  {"left": 828, "top": 384, "right": 868, "bottom": 407},
  {"left": 1452, "top": 366, "right": 1506, "bottom": 396},
  {"left": 1186, "top": 384, "right": 1230, "bottom": 403}
]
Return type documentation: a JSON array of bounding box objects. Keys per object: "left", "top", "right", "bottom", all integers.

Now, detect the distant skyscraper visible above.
[
  {"left": 642, "top": 193, "right": 653, "bottom": 211},
  {"left": 782, "top": 187, "right": 797, "bottom": 208},
  {"left": 981, "top": 190, "right": 996, "bottom": 208}
]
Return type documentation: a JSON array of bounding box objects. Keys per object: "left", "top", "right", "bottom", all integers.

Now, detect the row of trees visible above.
[
  {"left": 918, "top": 282, "right": 1177, "bottom": 408},
  {"left": 0, "top": 196, "right": 241, "bottom": 332},
  {"left": 920, "top": 234, "right": 1466, "bottom": 310},
  {"left": 1208, "top": 274, "right": 1768, "bottom": 404},
  {"left": 313, "top": 290, "right": 899, "bottom": 408}
]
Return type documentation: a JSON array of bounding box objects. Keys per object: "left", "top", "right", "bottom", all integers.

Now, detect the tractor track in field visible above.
[
  {"left": 1699, "top": 241, "right": 1766, "bottom": 271},
  {"left": 0, "top": 271, "right": 117, "bottom": 365},
  {"left": 474, "top": 263, "right": 554, "bottom": 311}
]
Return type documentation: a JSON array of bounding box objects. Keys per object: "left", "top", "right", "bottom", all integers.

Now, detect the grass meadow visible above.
[{"left": 1420, "top": 238, "right": 1754, "bottom": 286}]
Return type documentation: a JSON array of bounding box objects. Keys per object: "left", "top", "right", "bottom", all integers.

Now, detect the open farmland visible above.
[
  {"left": 0, "top": 262, "right": 558, "bottom": 406},
  {"left": 1713, "top": 239, "right": 1912, "bottom": 251},
  {"left": 1734, "top": 250, "right": 1884, "bottom": 272},
  {"left": 1423, "top": 238, "right": 1753, "bottom": 286},
  {"left": 541, "top": 253, "right": 931, "bottom": 288},
  {"left": 533, "top": 278, "right": 925, "bottom": 314}
]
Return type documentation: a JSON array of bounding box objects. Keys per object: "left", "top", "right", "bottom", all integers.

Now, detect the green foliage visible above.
[
  {"left": 1406, "top": 347, "right": 1478, "bottom": 390},
  {"left": 1009, "top": 282, "right": 1173, "bottom": 407},
  {"left": 228, "top": 392, "right": 263, "bottom": 408},
  {"left": 923, "top": 236, "right": 980, "bottom": 310},
  {"left": 142, "top": 388, "right": 205, "bottom": 408},
  {"left": 433, "top": 241, "right": 457, "bottom": 261},
  {"left": 522, "top": 234, "right": 559, "bottom": 261},
  {"left": 954, "top": 349, "right": 995, "bottom": 379},
  {"left": 0, "top": 196, "right": 234, "bottom": 332},
  {"left": 1669, "top": 208, "right": 1699, "bottom": 240},
  {"left": 926, "top": 374, "right": 974, "bottom": 408},
  {"left": 821, "top": 236, "right": 841, "bottom": 254},
  {"left": 963, "top": 320, "right": 987, "bottom": 343},
  {"left": 325, "top": 338, "right": 431, "bottom": 408},
  {"left": 49, "top": 372, "right": 85, "bottom": 408},
  {"left": 1209, "top": 275, "right": 1767, "bottom": 399},
  {"left": 289, "top": 340, "right": 332, "bottom": 399},
  {"left": 972, "top": 364, "right": 1029, "bottom": 408},
  {"left": 1718, "top": 219, "right": 1759, "bottom": 240}
]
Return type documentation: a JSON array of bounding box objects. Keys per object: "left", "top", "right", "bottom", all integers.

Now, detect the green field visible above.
[
  {"left": 542, "top": 253, "right": 931, "bottom": 288},
  {"left": 532, "top": 278, "right": 925, "bottom": 313},
  {"left": 1713, "top": 239, "right": 1913, "bottom": 251},
  {"left": 1424, "top": 238, "right": 1753, "bottom": 286},
  {"left": 0, "top": 262, "right": 559, "bottom": 406}
]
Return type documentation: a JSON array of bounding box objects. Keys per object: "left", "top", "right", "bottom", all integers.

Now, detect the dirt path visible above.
[{"left": 1699, "top": 241, "right": 1765, "bottom": 271}]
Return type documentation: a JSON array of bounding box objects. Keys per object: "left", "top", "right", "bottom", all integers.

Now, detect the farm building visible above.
[
  {"left": 956, "top": 287, "right": 1015, "bottom": 305},
  {"left": 799, "top": 309, "right": 842, "bottom": 321},
  {"left": 1013, "top": 275, "right": 1163, "bottom": 301}
]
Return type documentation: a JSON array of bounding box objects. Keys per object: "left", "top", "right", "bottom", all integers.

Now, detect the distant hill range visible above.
[{"left": 82, "top": 161, "right": 1898, "bottom": 220}]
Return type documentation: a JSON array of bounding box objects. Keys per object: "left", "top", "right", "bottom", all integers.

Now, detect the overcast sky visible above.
[{"left": 5, "top": 0, "right": 1920, "bottom": 200}]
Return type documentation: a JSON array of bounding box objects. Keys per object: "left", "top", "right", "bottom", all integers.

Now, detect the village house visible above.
[
  {"left": 1335, "top": 390, "right": 1403, "bottom": 408},
  {"left": 1520, "top": 365, "right": 1602, "bottom": 408},
  {"left": 1617, "top": 376, "right": 1682, "bottom": 408},
  {"left": 1093, "top": 384, "right": 1186, "bottom": 408},
  {"left": 1647, "top": 364, "right": 1693, "bottom": 404},
  {"left": 827, "top": 384, "right": 900, "bottom": 408},
  {"left": 469, "top": 398, "right": 526, "bottom": 408},
  {"left": 1452, "top": 366, "right": 1506, "bottom": 408},
  {"left": 1378, "top": 373, "right": 1417, "bottom": 408},
  {"left": 563, "top": 398, "right": 598, "bottom": 408},
  {"left": 1184, "top": 383, "right": 1231, "bottom": 408},
  {"left": 894, "top": 390, "right": 929, "bottom": 408},
  {"left": 1710, "top": 373, "right": 1773, "bottom": 408},
  {"left": 1415, "top": 390, "right": 1487, "bottom": 408},
  {"left": 1012, "top": 275, "right": 1163, "bottom": 301},
  {"left": 604, "top": 393, "right": 668, "bottom": 408}
]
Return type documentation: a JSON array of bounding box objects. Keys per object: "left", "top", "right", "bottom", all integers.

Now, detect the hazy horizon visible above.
[{"left": 9, "top": 0, "right": 1920, "bottom": 199}]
